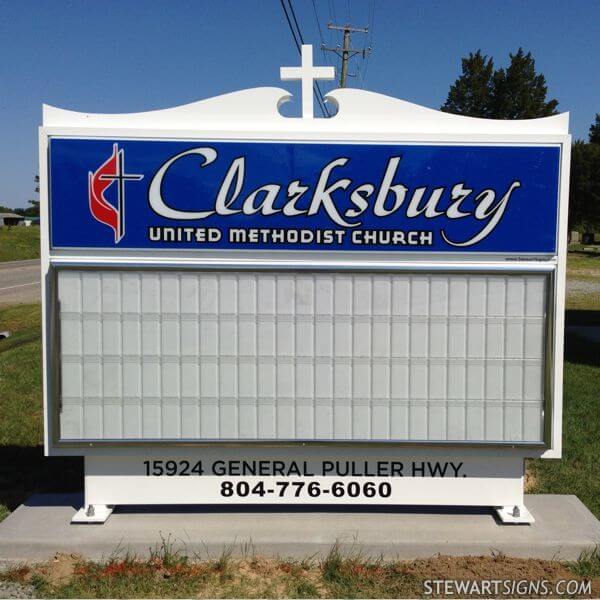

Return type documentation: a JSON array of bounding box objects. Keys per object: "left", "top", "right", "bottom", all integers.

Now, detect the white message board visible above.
[{"left": 57, "top": 270, "right": 548, "bottom": 444}]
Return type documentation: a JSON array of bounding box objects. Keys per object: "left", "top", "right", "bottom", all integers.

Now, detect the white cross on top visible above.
[{"left": 280, "top": 45, "right": 335, "bottom": 119}]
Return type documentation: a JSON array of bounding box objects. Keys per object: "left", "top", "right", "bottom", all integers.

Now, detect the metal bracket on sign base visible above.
[
  {"left": 495, "top": 504, "right": 535, "bottom": 524},
  {"left": 71, "top": 504, "right": 114, "bottom": 524}
]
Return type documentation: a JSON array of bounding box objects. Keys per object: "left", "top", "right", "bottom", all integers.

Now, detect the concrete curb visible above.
[{"left": 0, "top": 494, "right": 598, "bottom": 563}]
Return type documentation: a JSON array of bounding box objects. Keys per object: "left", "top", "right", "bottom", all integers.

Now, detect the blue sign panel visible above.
[{"left": 49, "top": 138, "right": 560, "bottom": 253}]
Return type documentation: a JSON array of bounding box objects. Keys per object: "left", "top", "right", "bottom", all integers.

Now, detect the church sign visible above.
[
  {"left": 40, "top": 46, "right": 570, "bottom": 524},
  {"left": 50, "top": 139, "right": 559, "bottom": 253}
]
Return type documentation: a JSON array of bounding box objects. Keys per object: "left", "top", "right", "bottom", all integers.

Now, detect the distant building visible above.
[{"left": 0, "top": 212, "right": 24, "bottom": 227}]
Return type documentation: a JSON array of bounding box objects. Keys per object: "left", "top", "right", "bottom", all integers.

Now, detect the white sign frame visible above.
[{"left": 39, "top": 48, "right": 570, "bottom": 523}]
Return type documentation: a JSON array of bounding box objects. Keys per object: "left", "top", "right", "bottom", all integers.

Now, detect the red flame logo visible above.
[{"left": 88, "top": 144, "right": 143, "bottom": 243}]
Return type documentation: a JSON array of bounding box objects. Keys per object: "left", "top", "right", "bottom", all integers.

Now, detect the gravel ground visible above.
[
  {"left": 0, "top": 581, "right": 36, "bottom": 599},
  {"left": 567, "top": 278, "right": 600, "bottom": 295}
]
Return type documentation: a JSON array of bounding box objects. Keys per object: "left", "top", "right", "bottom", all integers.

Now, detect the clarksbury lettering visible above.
[{"left": 148, "top": 148, "right": 522, "bottom": 248}]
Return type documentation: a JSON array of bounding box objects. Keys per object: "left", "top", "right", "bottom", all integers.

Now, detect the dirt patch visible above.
[
  {"left": 196, "top": 558, "right": 324, "bottom": 599},
  {"left": 403, "top": 554, "right": 600, "bottom": 598},
  {"left": 405, "top": 554, "right": 575, "bottom": 581},
  {"left": 36, "top": 553, "right": 81, "bottom": 586}
]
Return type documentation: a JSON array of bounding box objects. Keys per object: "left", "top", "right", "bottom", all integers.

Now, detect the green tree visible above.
[
  {"left": 14, "top": 199, "right": 39, "bottom": 218},
  {"left": 589, "top": 113, "right": 600, "bottom": 144},
  {"left": 442, "top": 48, "right": 558, "bottom": 119},
  {"left": 441, "top": 51, "right": 494, "bottom": 117},
  {"left": 490, "top": 48, "right": 558, "bottom": 118},
  {"left": 569, "top": 141, "right": 600, "bottom": 231}
]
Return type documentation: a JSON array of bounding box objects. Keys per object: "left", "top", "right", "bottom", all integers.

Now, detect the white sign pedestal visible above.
[{"left": 71, "top": 447, "right": 534, "bottom": 524}]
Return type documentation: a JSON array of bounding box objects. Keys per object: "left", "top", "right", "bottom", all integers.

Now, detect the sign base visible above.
[
  {"left": 72, "top": 448, "right": 534, "bottom": 525},
  {"left": 72, "top": 504, "right": 114, "bottom": 524},
  {"left": 495, "top": 504, "right": 535, "bottom": 524}
]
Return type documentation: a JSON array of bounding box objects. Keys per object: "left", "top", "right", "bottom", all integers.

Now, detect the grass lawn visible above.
[
  {"left": 529, "top": 250, "right": 600, "bottom": 512},
  {"left": 0, "top": 226, "right": 40, "bottom": 262},
  {"left": 527, "top": 333, "right": 600, "bottom": 517},
  {"left": 0, "top": 304, "right": 80, "bottom": 522},
  {"left": 0, "top": 304, "right": 43, "bottom": 446}
]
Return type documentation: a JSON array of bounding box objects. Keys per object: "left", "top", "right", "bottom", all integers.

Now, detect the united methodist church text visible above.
[{"left": 148, "top": 148, "right": 520, "bottom": 249}]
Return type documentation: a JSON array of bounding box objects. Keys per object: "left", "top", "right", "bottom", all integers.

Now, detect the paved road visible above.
[
  {"left": 0, "top": 259, "right": 41, "bottom": 306},
  {"left": 566, "top": 277, "right": 600, "bottom": 297}
]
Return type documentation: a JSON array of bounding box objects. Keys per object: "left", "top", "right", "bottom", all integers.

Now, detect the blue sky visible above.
[{"left": 0, "top": 0, "right": 598, "bottom": 208}]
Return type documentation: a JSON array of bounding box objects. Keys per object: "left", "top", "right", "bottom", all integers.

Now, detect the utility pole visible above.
[{"left": 322, "top": 23, "right": 370, "bottom": 88}]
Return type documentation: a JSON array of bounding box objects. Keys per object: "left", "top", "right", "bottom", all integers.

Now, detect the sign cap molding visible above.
[{"left": 43, "top": 91, "right": 568, "bottom": 137}]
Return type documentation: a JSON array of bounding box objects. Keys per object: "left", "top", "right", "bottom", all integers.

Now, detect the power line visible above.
[
  {"left": 311, "top": 0, "right": 332, "bottom": 67},
  {"left": 280, "top": 0, "right": 301, "bottom": 53},
  {"left": 328, "top": 0, "right": 338, "bottom": 28},
  {"left": 287, "top": 0, "right": 304, "bottom": 46},
  {"left": 279, "top": 0, "right": 329, "bottom": 117},
  {"left": 356, "top": 62, "right": 364, "bottom": 89},
  {"left": 351, "top": 1, "right": 374, "bottom": 89},
  {"left": 311, "top": 0, "right": 326, "bottom": 44},
  {"left": 311, "top": 0, "right": 337, "bottom": 108},
  {"left": 367, "top": 0, "right": 375, "bottom": 45},
  {"left": 361, "top": 0, "right": 376, "bottom": 86}
]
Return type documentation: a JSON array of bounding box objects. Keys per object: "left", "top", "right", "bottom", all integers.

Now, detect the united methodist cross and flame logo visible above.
[{"left": 88, "top": 144, "right": 143, "bottom": 243}]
